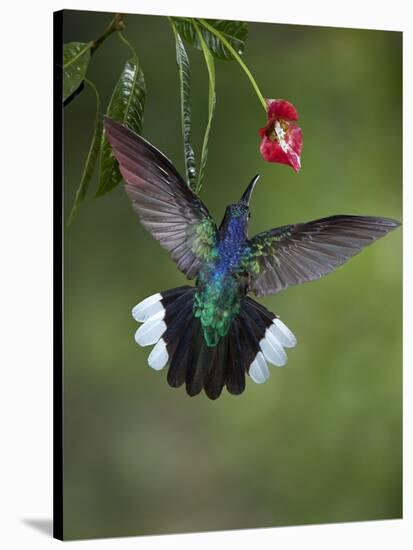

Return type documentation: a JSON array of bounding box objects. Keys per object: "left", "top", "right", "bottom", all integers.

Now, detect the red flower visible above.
[{"left": 259, "top": 99, "right": 302, "bottom": 172}]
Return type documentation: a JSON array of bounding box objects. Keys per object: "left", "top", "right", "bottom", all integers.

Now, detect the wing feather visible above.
[
  {"left": 243, "top": 215, "right": 400, "bottom": 296},
  {"left": 104, "top": 117, "right": 217, "bottom": 279}
]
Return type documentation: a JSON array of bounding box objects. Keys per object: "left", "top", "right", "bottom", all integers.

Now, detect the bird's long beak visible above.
[{"left": 240, "top": 175, "right": 260, "bottom": 205}]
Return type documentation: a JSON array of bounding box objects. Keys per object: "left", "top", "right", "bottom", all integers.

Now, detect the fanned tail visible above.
[{"left": 132, "top": 289, "right": 296, "bottom": 399}]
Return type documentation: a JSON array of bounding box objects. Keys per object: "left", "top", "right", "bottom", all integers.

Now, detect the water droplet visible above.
[
  {"left": 188, "top": 167, "right": 196, "bottom": 177},
  {"left": 237, "top": 49, "right": 242, "bottom": 55}
]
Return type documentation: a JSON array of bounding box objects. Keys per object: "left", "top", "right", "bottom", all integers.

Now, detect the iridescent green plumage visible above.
[
  {"left": 193, "top": 202, "right": 252, "bottom": 347},
  {"left": 191, "top": 217, "right": 218, "bottom": 262},
  {"left": 193, "top": 268, "right": 241, "bottom": 346},
  {"left": 240, "top": 227, "right": 292, "bottom": 274}
]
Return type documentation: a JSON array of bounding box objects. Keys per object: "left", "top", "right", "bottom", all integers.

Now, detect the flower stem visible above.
[
  {"left": 198, "top": 18, "right": 267, "bottom": 112},
  {"left": 91, "top": 13, "right": 125, "bottom": 54},
  {"left": 117, "top": 30, "right": 137, "bottom": 57}
]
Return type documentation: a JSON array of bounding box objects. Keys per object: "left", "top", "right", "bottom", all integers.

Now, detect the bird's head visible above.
[{"left": 219, "top": 175, "right": 260, "bottom": 238}]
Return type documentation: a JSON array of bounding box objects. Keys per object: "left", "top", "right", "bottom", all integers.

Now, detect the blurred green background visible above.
[{"left": 62, "top": 10, "right": 402, "bottom": 540}]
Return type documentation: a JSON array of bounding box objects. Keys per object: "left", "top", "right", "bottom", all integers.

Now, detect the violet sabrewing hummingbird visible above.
[{"left": 104, "top": 117, "right": 400, "bottom": 400}]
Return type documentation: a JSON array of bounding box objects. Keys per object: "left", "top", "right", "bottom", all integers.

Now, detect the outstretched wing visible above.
[
  {"left": 104, "top": 117, "right": 217, "bottom": 279},
  {"left": 242, "top": 215, "right": 400, "bottom": 297}
]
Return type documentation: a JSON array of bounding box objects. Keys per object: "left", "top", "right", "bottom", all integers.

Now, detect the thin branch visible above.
[{"left": 90, "top": 13, "right": 125, "bottom": 55}]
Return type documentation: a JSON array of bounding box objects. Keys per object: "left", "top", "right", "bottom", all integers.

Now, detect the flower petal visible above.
[
  {"left": 259, "top": 98, "right": 302, "bottom": 171},
  {"left": 260, "top": 135, "right": 288, "bottom": 164},
  {"left": 287, "top": 125, "right": 303, "bottom": 156},
  {"left": 266, "top": 99, "right": 298, "bottom": 121},
  {"left": 259, "top": 124, "right": 302, "bottom": 172},
  {"left": 258, "top": 125, "right": 267, "bottom": 139},
  {"left": 285, "top": 125, "right": 302, "bottom": 172}
]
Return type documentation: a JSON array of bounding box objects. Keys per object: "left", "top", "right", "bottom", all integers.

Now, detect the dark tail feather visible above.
[
  {"left": 225, "top": 321, "right": 246, "bottom": 395},
  {"left": 161, "top": 287, "right": 231, "bottom": 399},
  {"left": 242, "top": 297, "right": 274, "bottom": 337},
  {"left": 134, "top": 287, "right": 296, "bottom": 398},
  {"left": 167, "top": 312, "right": 196, "bottom": 388},
  {"left": 185, "top": 328, "right": 212, "bottom": 397},
  {"left": 163, "top": 289, "right": 196, "bottom": 387},
  {"left": 204, "top": 337, "right": 228, "bottom": 400}
]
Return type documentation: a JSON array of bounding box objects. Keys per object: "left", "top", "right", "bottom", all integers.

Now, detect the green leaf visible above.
[
  {"left": 194, "top": 24, "right": 216, "bottom": 193},
  {"left": 171, "top": 21, "right": 197, "bottom": 190},
  {"left": 171, "top": 18, "right": 248, "bottom": 61},
  {"left": 63, "top": 42, "right": 92, "bottom": 102},
  {"left": 67, "top": 79, "right": 103, "bottom": 225},
  {"left": 97, "top": 57, "right": 146, "bottom": 196}
]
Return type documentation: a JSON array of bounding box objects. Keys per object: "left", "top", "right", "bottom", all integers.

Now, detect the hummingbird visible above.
[{"left": 104, "top": 117, "right": 400, "bottom": 400}]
